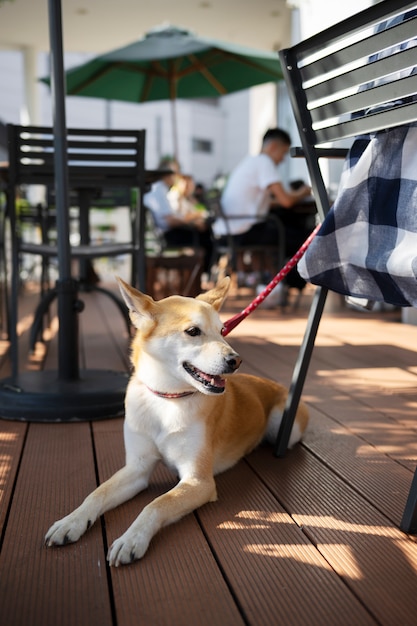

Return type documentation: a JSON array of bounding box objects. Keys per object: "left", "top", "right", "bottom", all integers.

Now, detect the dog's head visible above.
[{"left": 117, "top": 277, "right": 241, "bottom": 395}]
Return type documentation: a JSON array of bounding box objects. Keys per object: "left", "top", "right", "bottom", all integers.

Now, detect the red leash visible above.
[{"left": 222, "top": 222, "right": 321, "bottom": 336}]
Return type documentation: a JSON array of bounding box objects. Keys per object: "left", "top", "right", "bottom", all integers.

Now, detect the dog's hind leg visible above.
[
  {"left": 45, "top": 457, "right": 158, "bottom": 548},
  {"left": 107, "top": 474, "right": 217, "bottom": 566}
]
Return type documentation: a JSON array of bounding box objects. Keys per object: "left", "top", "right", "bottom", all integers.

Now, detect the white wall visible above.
[
  {"left": 298, "top": 0, "right": 374, "bottom": 38},
  {"left": 220, "top": 91, "right": 250, "bottom": 173},
  {"left": 249, "top": 83, "right": 277, "bottom": 155},
  {"left": 189, "top": 101, "right": 225, "bottom": 186},
  {"left": 0, "top": 50, "right": 26, "bottom": 123}
]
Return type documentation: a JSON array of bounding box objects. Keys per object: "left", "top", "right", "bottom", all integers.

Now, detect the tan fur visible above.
[{"left": 45, "top": 277, "right": 308, "bottom": 566}]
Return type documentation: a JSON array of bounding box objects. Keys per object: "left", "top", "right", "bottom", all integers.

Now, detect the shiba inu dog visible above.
[{"left": 45, "top": 277, "right": 308, "bottom": 566}]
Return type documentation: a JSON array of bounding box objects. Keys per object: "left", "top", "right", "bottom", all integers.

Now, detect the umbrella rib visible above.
[
  {"left": 168, "top": 58, "right": 181, "bottom": 101},
  {"left": 184, "top": 54, "right": 227, "bottom": 95},
  {"left": 141, "top": 59, "right": 180, "bottom": 101},
  {"left": 140, "top": 60, "right": 170, "bottom": 102},
  {"left": 70, "top": 64, "right": 118, "bottom": 94},
  {"left": 71, "top": 61, "right": 171, "bottom": 97},
  {"left": 197, "top": 48, "right": 281, "bottom": 79}
]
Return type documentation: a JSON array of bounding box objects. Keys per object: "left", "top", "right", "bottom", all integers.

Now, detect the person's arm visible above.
[
  {"left": 268, "top": 181, "right": 312, "bottom": 208},
  {"left": 165, "top": 211, "right": 207, "bottom": 231},
  {"left": 164, "top": 213, "right": 188, "bottom": 228}
]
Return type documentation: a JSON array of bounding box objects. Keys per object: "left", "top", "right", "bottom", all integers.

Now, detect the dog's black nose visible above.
[{"left": 226, "top": 354, "right": 242, "bottom": 372}]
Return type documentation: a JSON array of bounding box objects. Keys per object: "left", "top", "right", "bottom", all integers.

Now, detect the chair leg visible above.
[
  {"left": 0, "top": 210, "right": 9, "bottom": 339},
  {"left": 182, "top": 262, "right": 203, "bottom": 297},
  {"left": 29, "top": 288, "right": 58, "bottom": 351},
  {"left": 9, "top": 207, "right": 20, "bottom": 381},
  {"left": 400, "top": 468, "right": 417, "bottom": 534},
  {"left": 274, "top": 286, "right": 328, "bottom": 457},
  {"left": 92, "top": 285, "right": 132, "bottom": 336}
]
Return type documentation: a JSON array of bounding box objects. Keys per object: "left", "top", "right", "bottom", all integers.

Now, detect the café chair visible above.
[
  {"left": 207, "top": 190, "right": 286, "bottom": 288},
  {"left": 6, "top": 125, "right": 146, "bottom": 376},
  {"left": 275, "top": 0, "right": 417, "bottom": 532},
  {"left": 144, "top": 206, "right": 204, "bottom": 298}
]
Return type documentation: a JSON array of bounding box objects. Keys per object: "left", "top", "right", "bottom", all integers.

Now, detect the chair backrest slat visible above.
[
  {"left": 293, "top": 0, "right": 416, "bottom": 61},
  {"left": 306, "top": 46, "right": 416, "bottom": 105},
  {"left": 301, "top": 17, "right": 416, "bottom": 85},
  {"left": 278, "top": 0, "right": 417, "bottom": 219},
  {"left": 7, "top": 125, "right": 146, "bottom": 189},
  {"left": 315, "top": 98, "right": 417, "bottom": 145}
]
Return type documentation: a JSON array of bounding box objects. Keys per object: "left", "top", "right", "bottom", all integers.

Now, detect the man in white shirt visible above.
[{"left": 213, "top": 128, "right": 311, "bottom": 243}]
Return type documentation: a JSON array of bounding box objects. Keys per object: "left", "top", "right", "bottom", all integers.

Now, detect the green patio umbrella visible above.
[{"left": 45, "top": 24, "right": 283, "bottom": 158}]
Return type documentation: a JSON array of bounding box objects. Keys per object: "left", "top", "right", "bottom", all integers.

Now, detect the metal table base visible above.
[{"left": 0, "top": 369, "right": 128, "bottom": 422}]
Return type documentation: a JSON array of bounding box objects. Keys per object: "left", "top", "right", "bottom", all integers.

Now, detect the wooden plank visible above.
[
  {"left": 248, "top": 444, "right": 417, "bottom": 626},
  {"left": 198, "top": 457, "right": 376, "bottom": 625},
  {"left": 0, "top": 287, "right": 51, "bottom": 377},
  {"left": 2, "top": 289, "right": 417, "bottom": 624},
  {"left": 304, "top": 378, "right": 417, "bottom": 471},
  {"left": 77, "top": 288, "right": 130, "bottom": 371},
  {"left": 231, "top": 334, "right": 417, "bottom": 511},
  {"left": 301, "top": 344, "right": 417, "bottom": 472},
  {"left": 0, "top": 422, "right": 113, "bottom": 626},
  {"left": 228, "top": 334, "right": 297, "bottom": 385},
  {"left": 40, "top": 286, "right": 130, "bottom": 373},
  {"left": 92, "top": 418, "right": 245, "bottom": 626},
  {"left": 303, "top": 406, "right": 414, "bottom": 527},
  {"left": 0, "top": 421, "right": 27, "bottom": 536}
]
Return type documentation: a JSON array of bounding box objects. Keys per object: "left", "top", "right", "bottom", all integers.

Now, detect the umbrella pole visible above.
[
  {"left": 170, "top": 98, "right": 179, "bottom": 163},
  {"left": 48, "top": 0, "right": 79, "bottom": 380}
]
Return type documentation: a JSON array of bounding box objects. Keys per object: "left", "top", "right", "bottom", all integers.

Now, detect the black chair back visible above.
[{"left": 279, "top": 0, "right": 417, "bottom": 223}]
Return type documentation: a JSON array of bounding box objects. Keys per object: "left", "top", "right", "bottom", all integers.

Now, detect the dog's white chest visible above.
[{"left": 124, "top": 379, "right": 206, "bottom": 472}]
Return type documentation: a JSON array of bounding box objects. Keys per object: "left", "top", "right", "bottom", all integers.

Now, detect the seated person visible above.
[
  {"left": 169, "top": 174, "right": 209, "bottom": 224},
  {"left": 144, "top": 159, "right": 213, "bottom": 274},
  {"left": 193, "top": 182, "right": 209, "bottom": 213},
  {"left": 212, "top": 127, "right": 311, "bottom": 246},
  {"left": 212, "top": 127, "right": 312, "bottom": 287}
]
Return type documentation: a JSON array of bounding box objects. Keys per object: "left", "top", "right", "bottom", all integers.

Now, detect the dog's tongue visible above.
[
  {"left": 211, "top": 375, "right": 225, "bottom": 389},
  {"left": 200, "top": 370, "right": 225, "bottom": 389}
]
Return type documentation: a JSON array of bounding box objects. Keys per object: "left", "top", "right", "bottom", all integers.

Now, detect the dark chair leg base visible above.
[
  {"left": 400, "top": 468, "right": 417, "bottom": 534},
  {"left": 274, "top": 286, "right": 328, "bottom": 457},
  {"left": 0, "top": 369, "right": 129, "bottom": 422},
  {"left": 29, "top": 283, "right": 131, "bottom": 351}
]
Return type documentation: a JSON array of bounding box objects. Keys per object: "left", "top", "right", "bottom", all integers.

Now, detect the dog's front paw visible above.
[
  {"left": 45, "top": 513, "right": 92, "bottom": 547},
  {"left": 107, "top": 532, "right": 150, "bottom": 566}
]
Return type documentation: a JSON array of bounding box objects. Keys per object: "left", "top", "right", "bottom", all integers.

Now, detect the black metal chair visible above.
[
  {"left": 208, "top": 190, "right": 286, "bottom": 287},
  {"left": 5, "top": 125, "right": 146, "bottom": 392},
  {"left": 274, "top": 0, "right": 417, "bottom": 533},
  {"left": 143, "top": 206, "right": 204, "bottom": 298},
  {"left": 0, "top": 178, "right": 8, "bottom": 338}
]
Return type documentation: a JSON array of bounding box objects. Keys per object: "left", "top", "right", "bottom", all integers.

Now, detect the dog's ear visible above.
[
  {"left": 197, "top": 276, "right": 230, "bottom": 311},
  {"left": 116, "top": 276, "right": 155, "bottom": 328}
]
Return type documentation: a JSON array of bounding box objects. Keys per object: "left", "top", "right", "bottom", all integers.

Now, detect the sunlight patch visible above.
[
  {"left": 296, "top": 514, "right": 397, "bottom": 538},
  {"left": 218, "top": 510, "right": 286, "bottom": 530},
  {"left": 243, "top": 542, "right": 362, "bottom": 579},
  {"left": 316, "top": 367, "right": 417, "bottom": 390}
]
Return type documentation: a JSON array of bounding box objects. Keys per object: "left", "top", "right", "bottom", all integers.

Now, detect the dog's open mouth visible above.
[{"left": 183, "top": 362, "right": 226, "bottom": 394}]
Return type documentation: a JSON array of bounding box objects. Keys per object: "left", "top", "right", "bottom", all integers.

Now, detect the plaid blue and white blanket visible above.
[{"left": 298, "top": 123, "right": 417, "bottom": 307}]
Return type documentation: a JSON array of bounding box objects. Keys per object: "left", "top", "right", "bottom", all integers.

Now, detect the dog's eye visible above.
[{"left": 185, "top": 327, "right": 201, "bottom": 337}]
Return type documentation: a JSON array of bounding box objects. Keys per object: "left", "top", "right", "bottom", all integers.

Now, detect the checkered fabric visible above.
[{"left": 298, "top": 123, "right": 417, "bottom": 307}]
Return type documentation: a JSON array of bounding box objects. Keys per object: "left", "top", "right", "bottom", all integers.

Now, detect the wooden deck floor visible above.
[{"left": 1, "top": 282, "right": 417, "bottom": 625}]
